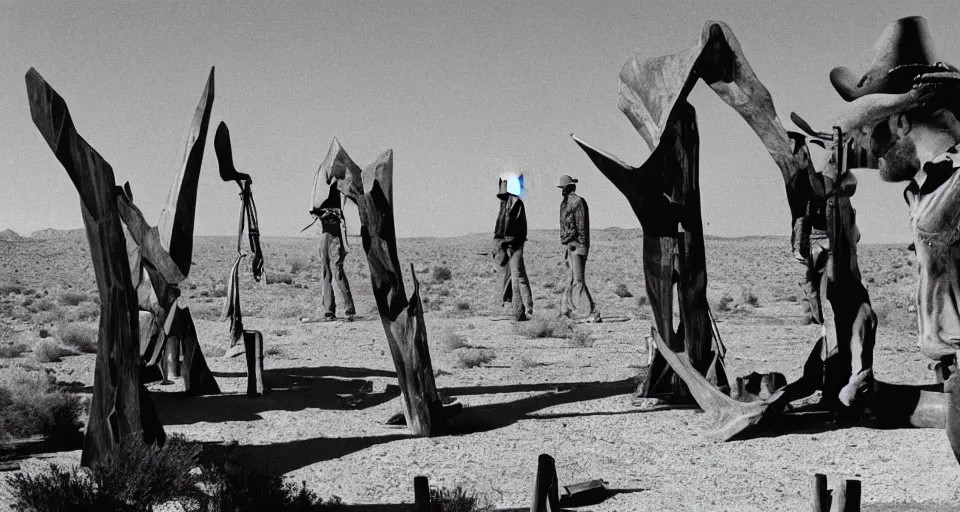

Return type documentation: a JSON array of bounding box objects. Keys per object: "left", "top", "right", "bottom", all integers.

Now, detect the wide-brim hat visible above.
[
  {"left": 833, "top": 68, "right": 960, "bottom": 134},
  {"left": 555, "top": 175, "right": 578, "bottom": 188},
  {"left": 830, "top": 16, "right": 937, "bottom": 102}
]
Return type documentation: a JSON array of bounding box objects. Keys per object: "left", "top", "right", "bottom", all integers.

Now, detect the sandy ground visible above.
[{"left": 2, "top": 228, "right": 959, "bottom": 511}]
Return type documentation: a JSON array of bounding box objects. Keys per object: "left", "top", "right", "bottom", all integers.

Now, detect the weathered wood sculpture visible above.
[
  {"left": 320, "top": 138, "right": 457, "bottom": 435},
  {"left": 130, "top": 68, "right": 220, "bottom": 396},
  {"left": 214, "top": 122, "right": 265, "bottom": 356},
  {"left": 25, "top": 68, "right": 165, "bottom": 466},
  {"left": 573, "top": 21, "right": 952, "bottom": 440}
]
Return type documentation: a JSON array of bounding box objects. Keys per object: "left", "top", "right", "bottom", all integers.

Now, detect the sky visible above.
[{"left": 3, "top": 1, "right": 959, "bottom": 244}]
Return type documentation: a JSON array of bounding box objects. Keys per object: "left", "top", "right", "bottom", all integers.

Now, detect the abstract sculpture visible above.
[
  {"left": 25, "top": 68, "right": 166, "bottom": 465},
  {"left": 319, "top": 139, "right": 458, "bottom": 435}
]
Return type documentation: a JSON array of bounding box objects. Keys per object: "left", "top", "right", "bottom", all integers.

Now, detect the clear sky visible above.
[{"left": 3, "top": 1, "right": 958, "bottom": 243}]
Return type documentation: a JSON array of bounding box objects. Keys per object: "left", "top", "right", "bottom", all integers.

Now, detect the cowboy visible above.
[
  {"left": 312, "top": 184, "right": 356, "bottom": 321},
  {"left": 831, "top": 16, "right": 960, "bottom": 380},
  {"left": 494, "top": 174, "right": 533, "bottom": 321},
  {"left": 556, "top": 174, "right": 601, "bottom": 322}
]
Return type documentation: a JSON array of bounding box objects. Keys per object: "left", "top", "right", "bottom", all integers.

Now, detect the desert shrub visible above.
[
  {"left": 59, "top": 292, "right": 88, "bottom": 306},
  {"left": 716, "top": 293, "right": 734, "bottom": 312},
  {"left": 637, "top": 295, "right": 648, "bottom": 307},
  {"left": 38, "top": 328, "right": 51, "bottom": 338},
  {"left": 439, "top": 330, "right": 469, "bottom": 351},
  {"left": 437, "top": 287, "right": 451, "bottom": 297},
  {"left": 455, "top": 300, "right": 471, "bottom": 311},
  {"left": 21, "top": 297, "right": 34, "bottom": 307},
  {"left": 264, "top": 302, "right": 310, "bottom": 320},
  {"left": 455, "top": 349, "right": 495, "bottom": 368},
  {"left": 514, "top": 316, "right": 572, "bottom": 339},
  {"left": 32, "top": 299, "right": 57, "bottom": 312},
  {"left": 740, "top": 288, "right": 760, "bottom": 307},
  {"left": 432, "top": 266, "right": 452, "bottom": 282},
  {"left": 266, "top": 273, "right": 294, "bottom": 285},
  {"left": 6, "top": 436, "right": 344, "bottom": 512},
  {"left": 265, "top": 346, "right": 282, "bottom": 356},
  {"left": 272, "top": 329, "right": 290, "bottom": 337},
  {"left": 0, "top": 282, "right": 24, "bottom": 296},
  {"left": 34, "top": 340, "right": 77, "bottom": 363},
  {"left": 567, "top": 327, "right": 594, "bottom": 348},
  {"left": 210, "top": 287, "right": 228, "bottom": 298},
  {"left": 430, "top": 485, "right": 493, "bottom": 512},
  {"left": 875, "top": 300, "right": 917, "bottom": 333},
  {"left": 514, "top": 355, "right": 542, "bottom": 370},
  {"left": 542, "top": 282, "right": 555, "bottom": 289},
  {"left": 38, "top": 307, "right": 66, "bottom": 325},
  {"left": 613, "top": 283, "right": 633, "bottom": 298},
  {"left": 0, "top": 342, "right": 29, "bottom": 359},
  {"left": 288, "top": 255, "right": 309, "bottom": 274},
  {"left": 0, "top": 368, "right": 83, "bottom": 445},
  {"left": 73, "top": 301, "right": 100, "bottom": 321},
  {"left": 59, "top": 323, "right": 98, "bottom": 353}
]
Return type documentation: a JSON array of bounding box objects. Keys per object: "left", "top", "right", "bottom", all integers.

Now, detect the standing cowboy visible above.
[
  {"left": 830, "top": 16, "right": 960, "bottom": 384},
  {"left": 556, "top": 174, "right": 601, "bottom": 322},
  {"left": 312, "top": 184, "right": 356, "bottom": 322},
  {"left": 494, "top": 174, "right": 533, "bottom": 321}
]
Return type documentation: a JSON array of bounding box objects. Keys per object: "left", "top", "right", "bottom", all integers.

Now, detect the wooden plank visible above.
[
  {"left": 25, "top": 68, "right": 165, "bottom": 467},
  {"left": 528, "top": 453, "right": 560, "bottom": 512},
  {"left": 811, "top": 473, "right": 829, "bottom": 512},
  {"left": 244, "top": 330, "right": 266, "bottom": 397},
  {"left": 414, "top": 475, "right": 431, "bottom": 512}
]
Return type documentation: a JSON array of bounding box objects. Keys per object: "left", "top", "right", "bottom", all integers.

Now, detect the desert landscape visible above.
[{"left": 2, "top": 226, "right": 957, "bottom": 511}]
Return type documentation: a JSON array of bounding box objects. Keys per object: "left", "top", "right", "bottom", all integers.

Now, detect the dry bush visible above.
[
  {"left": 266, "top": 273, "right": 294, "bottom": 285},
  {"left": 430, "top": 485, "right": 493, "bottom": 512},
  {"left": 58, "top": 291, "right": 88, "bottom": 306},
  {"left": 6, "top": 435, "right": 345, "bottom": 511},
  {"left": 58, "top": 323, "right": 98, "bottom": 353},
  {"left": 0, "top": 368, "right": 83, "bottom": 445},
  {"left": 613, "top": 283, "right": 633, "bottom": 298},
  {"left": 271, "top": 328, "right": 290, "bottom": 337},
  {"left": 72, "top": 301, "right": 100, "bottom": 321},
  {"left": 716, "top": 293, "right": 735, "bottom": 312},
  {"left": 567, "top": 327, "right": 595, "bottom": 348},
  {"left": 287, "top": 255, "right": 309, "bottom": 274},
  {"left": 263, "top": 302, "right": 311, "bottom": 320},
  {"left": 514, "top": 316, "right": 572, "bottom": 339},
  {"left": 191, "top": 303, "right": 223, "bottom": 321},
  {"left": 875, "top": 300, "right": 917, "bottom": 333},
  {"left": 455, "top": 348, "right": 496, "bottom": 368},
  {"left": 433, "top": 266, "right": 453, "bottom": 282},
  {"left": 30, "top": 299, "right": 58, "bottom": 312},
  {"left": 740, "top": 288, "right": 760, "bottom": 307},
  {"left": 0, "top": 282, "right": 24, "bottom": 296},
  {"left": 514, "top": 355, "right": 543, "bottom": 370},
  {"left": 455, "top": 300, "right": 471, "bottom": 311},
  {"left": 210, "top": 287, "right": 228, "bottom": 298},
  {"left": 439, "top": 330, "right": 469, "bottom": 352},
  {"left": 0, "top": 342, "right": 29, "bottom": 359},
  {"left": 34, "top": 340, "right": 77, "bottom": 363},
  {"left": 265, "top": 346, "right": 282, "bottom": 356}
]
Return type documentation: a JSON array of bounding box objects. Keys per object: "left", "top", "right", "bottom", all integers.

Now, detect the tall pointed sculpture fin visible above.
[
  {"left": 116, "top": 190, "right": 186, "bottom": 285},
  {"left": 317, "top": 137, "right": 363, "bottom": 204},
  {"left": 157, "top": 67, "right": 215, "bottom": 277}
]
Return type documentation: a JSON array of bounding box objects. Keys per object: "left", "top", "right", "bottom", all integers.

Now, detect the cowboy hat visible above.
[
  {"left": 830, "top": 16, "right": 938, "bottom": 102},
  {"left": 555, "top": 175, "right": 578, "bottom": 188},
  {"left": 829, "top": 16, "right": 960, "bottom": 133}
]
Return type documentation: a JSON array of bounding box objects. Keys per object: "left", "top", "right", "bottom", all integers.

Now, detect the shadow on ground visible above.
[
  {"left": 203, "top": 434, "right": 409, "bottom": 475},
  {"left": 154, "top": 366, "right": 399, "bottom": 425},
  {"left": 447, "top": 377, "right": 637, "bottom": 434}
]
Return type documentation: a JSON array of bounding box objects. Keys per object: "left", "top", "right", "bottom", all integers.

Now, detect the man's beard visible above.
[{"left": 878, "top": 133, "right": 921, "bottom": 182}]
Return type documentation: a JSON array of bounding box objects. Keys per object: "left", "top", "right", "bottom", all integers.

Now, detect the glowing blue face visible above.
[{"left": 506, "top": 175, "right": 523, "bottom": 197}]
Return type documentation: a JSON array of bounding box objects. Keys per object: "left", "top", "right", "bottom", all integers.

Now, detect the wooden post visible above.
[
  {"left": 322, "top": 140, "right": 447, "bottom": 436},
  {"left": 529, "top": 454, "right": 561, "bottom": 512},
  {"left": 414, "top": 475, "right": 431, "bottom": 512},
  {"left": 833, "top": 479, "right": 861, "bottom": 512},
  {"left": 25, "top": 68, "right": 165, "bottom": 466},
  {"left": 810, "top": 473, "right": 829, "bottom": 512},
  {"left": 244, "top": 330, "right": 265, "bottom": 396}
]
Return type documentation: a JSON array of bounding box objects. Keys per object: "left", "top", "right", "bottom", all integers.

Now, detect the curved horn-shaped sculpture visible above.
[
  {"left": 320, "top": 140, "right": 454, "bottom": 435},
  {"left": 25, "top": 68, "right": 165, "bottom": 466}
]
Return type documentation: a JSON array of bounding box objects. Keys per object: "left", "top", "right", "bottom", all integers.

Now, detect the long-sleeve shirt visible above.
[
  {"left": 560, "top": 192, "right": 589, "bottom": 251},
  {"left": 494, "top": 195, "right": 527, "bottom": 249},
  {"left": 904, "top": 144, "right": 960, "bottom": 360}
]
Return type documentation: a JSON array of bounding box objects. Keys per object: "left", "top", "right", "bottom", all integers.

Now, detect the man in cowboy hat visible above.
[
  {"left": 312, "top": 184, "right": 356, "bottom": 322},
  {"left": 557, "top": 174, "right": 601, "bottom": 322},
  {"left": 831, "top": 16, "right": 960, "bottom": 380},
  {"left": 494, "top": 174, "right": 533, "bottom": 321}
]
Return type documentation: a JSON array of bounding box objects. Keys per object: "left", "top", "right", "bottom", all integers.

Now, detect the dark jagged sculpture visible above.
[
  {"left": 214, "top": 122, "right": 265, "bottom": 357},
  {"left": 132, "top": 68, "right": 220, "bottom": 396},
  {"left": 574, "top": 21, "right": 954, "bottom": 441},
  {"left": 319, "top": 139, "right": 457, "bottom": 435},
  {"left": 25, "top": 68, "right": 166, "bottom": 466}
]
